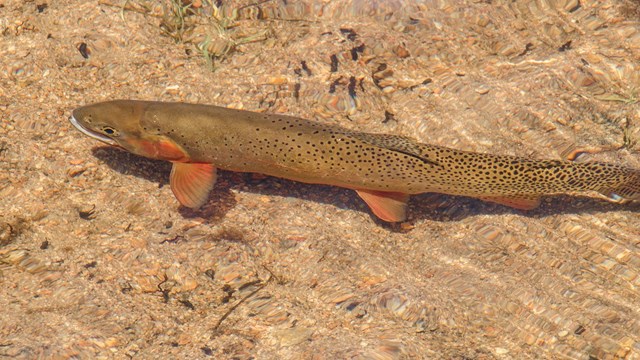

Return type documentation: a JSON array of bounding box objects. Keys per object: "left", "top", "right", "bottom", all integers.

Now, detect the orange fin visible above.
[
  {"left": 477, "top": 195, "right": 541, "bottom": 210},
  {"left": 564, "top": 146, "right": 621, "bottom": 161},
  {"left": 355, "top": 190, "right": 410, "bottom": 222},
  {"left": 169, "top": 162, "right": 217, "bottom": 208}
]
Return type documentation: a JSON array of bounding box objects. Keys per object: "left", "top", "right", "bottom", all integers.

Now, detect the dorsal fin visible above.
[{"left": 347, "top": 132, "right": 441, "bottom": 167}]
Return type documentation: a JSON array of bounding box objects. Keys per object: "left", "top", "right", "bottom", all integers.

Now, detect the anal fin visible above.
[
  {"left": 355, "top": 189, "right": 410, "bottom": 222},
  {"left": 170, "top": 162, "right": 217, "bottom": 208},
  {"left": 477, "top": 195, "right": 541, "bottom": 210}
]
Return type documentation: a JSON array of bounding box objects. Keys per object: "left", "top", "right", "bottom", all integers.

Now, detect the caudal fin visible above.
[{"left": 596, "top": 167, "right": 640, "bottom": 203}]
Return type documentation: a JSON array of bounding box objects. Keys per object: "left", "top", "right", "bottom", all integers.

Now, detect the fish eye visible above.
[{"left": 101, "top": 126, "right": 118, "bottom": 136}]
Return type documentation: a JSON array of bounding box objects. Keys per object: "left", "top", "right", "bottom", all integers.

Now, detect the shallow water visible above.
[{"left": 1, "top": 0, "right": 640, "bottom": 358}]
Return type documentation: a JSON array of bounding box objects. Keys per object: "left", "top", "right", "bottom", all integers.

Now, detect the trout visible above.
[{"left": 69, "top": 100, "right": 640, "bottom": 222}]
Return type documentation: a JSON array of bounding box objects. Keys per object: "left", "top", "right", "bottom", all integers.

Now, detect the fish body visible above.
[{"left": 70, "top": 100, "right": 640, "bottom": 222}]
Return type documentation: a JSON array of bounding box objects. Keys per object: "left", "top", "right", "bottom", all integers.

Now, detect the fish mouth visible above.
[{"left": 69, "top": 115, "right": 117, "bottom": 146}]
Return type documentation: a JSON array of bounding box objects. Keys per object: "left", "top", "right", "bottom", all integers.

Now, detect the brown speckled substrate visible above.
[{"left": 1, "top": 0, "right": 640, "bottom": 359}]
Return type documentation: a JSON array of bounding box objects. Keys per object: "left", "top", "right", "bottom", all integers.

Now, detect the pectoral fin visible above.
[
  {"left": 477, "top": 195, "right": 541, "bottom": 210},
  {"left": 170, "top": 162, "right": 217, "bottom": 208},
  {"left": 355, "top": 190, "right": 410, "bottom": 222}
]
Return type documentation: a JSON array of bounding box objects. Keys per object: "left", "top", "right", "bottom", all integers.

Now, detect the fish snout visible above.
[{"left": 69, "top": 112, "right": 117, "bottom": 145}]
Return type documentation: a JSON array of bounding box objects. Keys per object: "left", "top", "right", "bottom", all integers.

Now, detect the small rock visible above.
[
  {"left": 393, "top": 45, "right": 410, "bottom": 58},
  {"left": 0, "top": 221, "right": 15, "bottom": 246},
  {"left": 475, "top": 85, "right": 490, "bottom": 94},
  {"left": 274, "top": 327, "right": 314, "bottom": 347},
  {"left": 67, "top": 166, "right": 86, "bottom": 177}
]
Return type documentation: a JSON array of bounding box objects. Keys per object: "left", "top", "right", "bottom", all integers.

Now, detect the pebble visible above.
[
  {"left": 475, "top": 85, "right": 490, "bottom": 94},
  {"left": 274, "top": 327, "right": 314, "bottom": 347}
]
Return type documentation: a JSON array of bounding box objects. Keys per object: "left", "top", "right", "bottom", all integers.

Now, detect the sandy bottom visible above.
[{"left": 1, "top": 0, "right": 640, "bottom": 358}]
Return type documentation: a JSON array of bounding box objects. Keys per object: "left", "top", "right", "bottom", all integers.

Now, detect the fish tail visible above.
[
  {"left": 588, "top": 164, "right": 640, "bottom": 203},
  {"left": 598, "top": 177, "right": 640, "bottom": 203}
]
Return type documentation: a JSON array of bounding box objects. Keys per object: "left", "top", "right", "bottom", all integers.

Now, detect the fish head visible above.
[
  {"left": 70, "top": 100, "right": 190, "bottom": 162},
  {"left": 70, "top": 100, "right": 143, "bottom": 147}
]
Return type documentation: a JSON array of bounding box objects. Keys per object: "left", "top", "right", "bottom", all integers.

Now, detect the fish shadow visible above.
[
  {"left": 91, "top": 147, "right": 238, "bottom": 221},
  {"left": 91, "top": 146, "right": 640, "bottom": 228}
]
